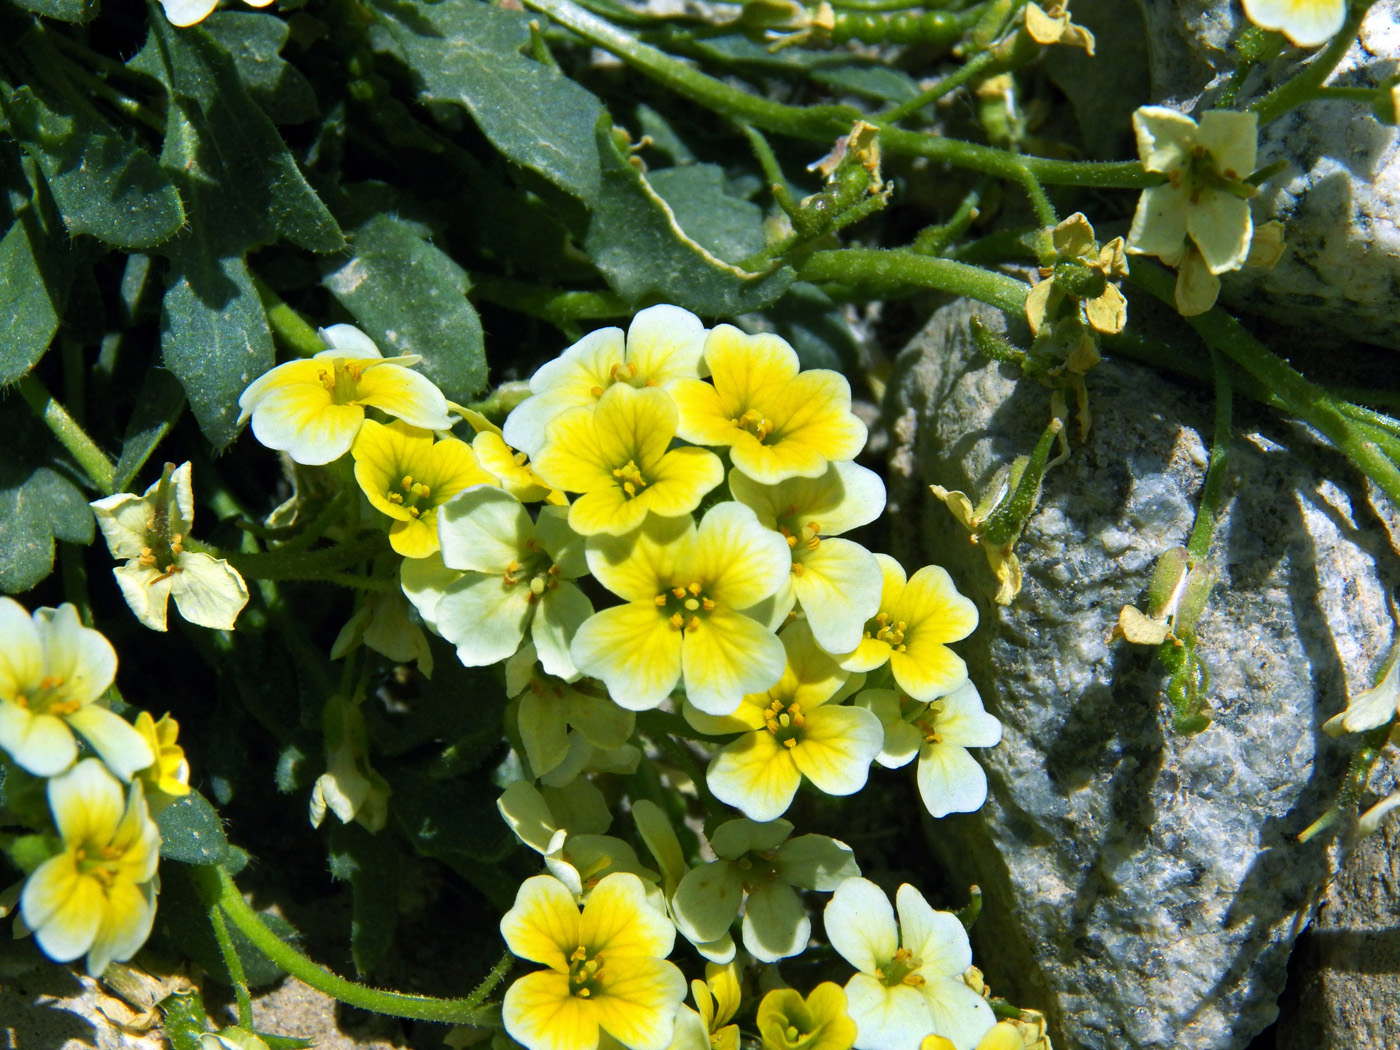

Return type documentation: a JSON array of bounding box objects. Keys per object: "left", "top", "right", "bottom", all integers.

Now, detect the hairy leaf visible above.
[
  {"left": 203, "top": 12, "right": 319, "bottom": 126},
  {"left": 0, "top": 400, "right": 94, "bottom": 594},
  {"left": 324, "top": 213, "right": 487, "bottom": 401},
  {"left": 156, "top": 788, "right": 231, "bottom": 865},
  {"left": 376, "top": 0, "right": 603, "bottom": 204},
  {"left": 585, "top": 119, "right": 794, "bottom": 315},
  {"left": 328, "top": 822, "right": 401, "bottom": 977}
]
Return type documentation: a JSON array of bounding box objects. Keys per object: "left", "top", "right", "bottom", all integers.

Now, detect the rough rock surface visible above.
[
  {"left": 887, "top": 299, "right": 1400, "bottom": 1050},
  {"left": 1274, "top": 762, "right": 1400, "bottom": 1050},
  {"left": 1131, "top": 0, "right": 1400, "bottom": 349}
]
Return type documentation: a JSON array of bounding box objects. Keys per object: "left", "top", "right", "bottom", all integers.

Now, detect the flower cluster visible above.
[
  {"left": 233, "top": 307, "right": 1017, "bottom": 1050},
  {"left": 0, "top": 598, "right": 190, "bottom": 976}
]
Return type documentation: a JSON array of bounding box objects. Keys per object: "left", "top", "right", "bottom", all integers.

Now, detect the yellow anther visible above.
[
  {"left": 670, "top": 612, "right": 685, "bottom": 629},
  {"left": 514, "top": 452, "right": 529, "bottom": 466},
  {"left": 14, "top": 695, "right": 29, "bottom": 709},
  {"left": 923, "top": 730, "right": 942, "bottom": 744},
  {"left": 628, "top": 362, "right": 639, "bottom": 378},
  {"left": 903, "top": 974, "right": 926, "bottom": 987},
  {"left": 655, "top": 594, "right": 668, "bottom": 606},
  {"left": 688, "top": 582, "right": 702, "bottom": 596},
  {"left": 401, "top": 475, "right": 415, "bottom": 491},
  {"left": 672, "top": 587, "right": 688, "bottom": 599},
  {"left": 783, "top": 738, "right": 797, "bottom": 749},
  {"left": 139, "top": 548, "right": 157, "bottom": 566},
  {"left": 407, "top": 507, "right": 421, "bottom": 518},
  {"left": 736, "top": 409, "right": 774, "bottom": 442},
  {"left": 590, "top": 385, "right": 605, "bottom": 398},
  {"left": 388, "top": 493, "right": 404, "bottom": 505},
  {"left": 701, "top": 597, "right": 715, "bottom": 611},
  {"left": 415, "top": 483, "right": 431, "bottom": 499},
  {"left": 792, "top": 563, "right": 805, "bottom": 577},
  {"left": 686, "top": 615, "right": 700, "bottom": 632}
]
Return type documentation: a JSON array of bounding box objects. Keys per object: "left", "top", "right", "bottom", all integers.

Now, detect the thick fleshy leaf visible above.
[
  {"left": 742, "top": 880, "right": 810, "bottom": 962},
  {"left": 156, "top": 788, "right": 230, "bottom": 865},
  {"left": 672, "top": 862, "right": 743, "bottom": 944},
  {"left": 709, "top": 817, "right": 793, "bottom": 858},
  {"left": 646, "top": 164, "right": 767, "bottom": 265}
]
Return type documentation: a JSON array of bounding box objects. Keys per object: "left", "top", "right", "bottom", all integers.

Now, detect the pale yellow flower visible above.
[
  {"left": 758, "top": 983, "right": 858, "bottom": 1050},
  {"left": 0, "top": 600, "right": 152, "bottom": 780},
  {"left": 1241, "top": 0, "right": 1345, "bottom": 47},
  {"left": 132, "top": 712, "right": 190, "bottom": 816},
  {"left": 837, "top": 556, "right": 978, "bottom": 703},
  {"left": 504, "top": 305, "right": 709, "bottom": 455},
  {"left": 671, "top": 326, "right": 867, "bottom": 486},
  {"left": 238, "top": 324, "right": 453, "bottom": 466},
  {"left": 572, "top": 503, "right": 790, "bottom": 715},
  {"left": 500, "top": 873, "right": 687, "bottom": 1050},
  {"left": 19, "top": 759, "right": 160, "bottom": 976},
  {"left": 532, "top": 384, "right": 724, "bottom": 538},
  {"left": 351, "top": 419, "right": 497, "bottom": 558}
]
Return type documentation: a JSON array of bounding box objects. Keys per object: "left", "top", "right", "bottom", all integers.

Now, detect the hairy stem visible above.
[{"left": 16, "top": 376, "right": 116, "bottom": 495}]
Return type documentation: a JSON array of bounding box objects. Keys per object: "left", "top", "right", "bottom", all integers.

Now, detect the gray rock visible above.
[
  {"left": 1274, "top": 763, "right": 1400, "bottom": 1050},
  {"left": 1120, "top": 2, "right": 1400, "bottom": 349},
  {"left": 887, "top": 298, "right": 1400, "bottom": 1050}
]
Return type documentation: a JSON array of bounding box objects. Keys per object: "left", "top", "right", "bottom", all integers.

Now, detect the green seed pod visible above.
[{"left": 831, "top": 8, "right": 965, "bottom": 45}]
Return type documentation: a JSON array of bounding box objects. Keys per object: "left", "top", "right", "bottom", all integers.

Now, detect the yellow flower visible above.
[
  {"left": 758, "top": 983, "right": 857, "bottom": 1050},
  {"left": 1025, "top": 214, "right": 1127, "bottom": 338},
  {"left": 572, "top": 502, "right": 791, "bottom": 715},
  {"left": 838, "top": 556, "right": 978, "bottom": 702},
  {"left": 238, "top": 324, "right": 454, "bottom": 466},
  {"left": 1126, "top": 108, "right": 1257, "bottom": 284},
  {"left": 1241, "top": 0, "right": 1345, "bottom": 47},
  {"left": 532, "top": 385, "right": 724, "bottom": 538},
  {"left": 671, "top": 326, "right": 867, "bottom": 485},
  {"left": 132, "top": 712, "right": 190, "bottom": 816},
  {"left": 669, "top": 962, "right": 742, "bottom": 1050},
  {"left": 19, "top": 759, "right": 160, "bottom": 976},
  {"left": 503, "top": 305, "right": 709, "bottom": 455},
  {"left": 351, "top": 419, "right": 497, "bottom": 558},
  {"left": 0, "top": 600, "right": 153, "bottom": 780},
  {"left": 1023, "top": 2, "right": 1094, "bottom": 53},
  {"left": 700, "top": 622, "right": 882, "bottom": 822},
  {"left": 728, "top": 463, "right": 885, "bottom": 653},
  {"left": 500, "top": 872, "right": 687, "bottom": 1050}
]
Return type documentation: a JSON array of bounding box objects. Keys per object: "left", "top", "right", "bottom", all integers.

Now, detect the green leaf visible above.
[
  {"left": 389, "top": 766, "right": 513, "bottom": 863},
  {"left": 160, "top": 253, "right": 274, "bottom": 449},
  {"left": 159, "top": 989, "right": 210, "bottom": 1050},
  {"left": 154, "top": 863, "right": 297, "bottom": 988},
  {"left": 203, "top": 12, "right": 319, "bottom": 126},
  {"left": 585, "top": 118, "right": 794, "bottom": 315},
  {"left": 376, "top": 0, "right": 604, "bottom": 204},
  {"left": 0, "top": 217, "right": 63, "bottom": 387},
  {"left": 134, "top": 18, "right": 343, "bottom": 255},
  {"left": 646, "top": 165, "right": 767, "bottom": 265},
  {"left": 0, "top": 398, "right": 95, "bottom": 594},
  {"left": 156, "top": 788, "right": 231, "bottom": 865},
  {"left": 8, "top": 0, "right": 100, "bottom": 22},
  {"left": 3, "top": 85, "right": 184, "bottom": 250},
  {"left": 112, "top": 369, "right": 186, "bottom": 492},
  {"left": 327, "top": 822, "right": 400, "bottom": 978},
  {"left": 323, "top": 213, "right": 487, "bottom": 402}
]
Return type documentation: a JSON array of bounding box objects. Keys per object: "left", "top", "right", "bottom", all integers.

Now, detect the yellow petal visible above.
[
  {"left": 894, "top": 565, "right": 978, "bottom": 645},
  {"left": 682, "top": 608, "right": 786, "bottom": 717},
  {"left": 707, "top": 729, "right": 802, "bottom": 822},
  {"left": 352, "top": 361, "right": 454, "bottom": 431},
  {"left": 501, "top": 875, "right": 583, "bottom": 970},
  {"left": 692, "top": 502, "right": 792, "bottom": 611},
  {"left": 503, "top": 969, "right": 600, "bottom": 1050},
  {"left": 585, "top": 516, "right": 692, "bottom": 604},
  {"left": 571, "top": 604, "right": 681, "bottom": 711},
  {"left": 579, "top": 872, "right": 675, "bottom": 958},
  {"left": 591, "top": 956, "right": 688, "bottom": 1050},
  {"left": 789, "top": 706, "right": 883, "bottom": 798}
]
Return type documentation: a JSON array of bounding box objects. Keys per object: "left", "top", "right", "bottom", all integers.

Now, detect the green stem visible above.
[
  {"left": 795, "top": 248, "right": 1029, "bottom": 313},
  {"left": 1127, "top": 261, "right": 1400, "bottom": 512},
  {"left": 204, "top": 883, "right": 255, "bottom": 1027},
  {"left": 16, "top": 376, "right": 116, "bottom": 494},
  {"left": 1017, "top": 166, "right": 1057, "bottom": 232},
  {"left": 1186, "top": 350, "right": 1232, "bottom": 561},
  {"left": 521, "top": 0, "right": 1157, "bottom": 188},
  {"left": 468, "top": 276, "right": 629, "bottom": 327},
  {"left": 213, "top": 865, "right": 500, "bottom": 1025},
  {"left": 1298, "top": 721, "right": 1394, "bottom": 843},
  {"left": 875, "top": 50, "right": 995, "bottom": 124},
  {"left": 253, "top": 277, "right": 326, "bottom": 359},
  {"left": 216, "top": 535, "right": 389, "bottom": 583},
  {"left": 1252, "top": 0, "right": 1375, "bottom": 124}
]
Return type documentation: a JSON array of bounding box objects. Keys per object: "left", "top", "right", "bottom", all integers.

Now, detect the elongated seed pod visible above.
[{"left": 830, "top": 9, "right": 966, "bottom": 45}]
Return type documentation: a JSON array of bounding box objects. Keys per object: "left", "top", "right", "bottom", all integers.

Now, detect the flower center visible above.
[
  {"left": 735, "top": 850, "right": 780, "bottom": 890},
  {"left": 502, "top": 540, "right": 562, "bottom": 604},
  {"left": 318, "top": 359, "right": 366, "bottom": 404},
  {"left": 1169, "top": 145, "right": 1253, "bottom": 206},
  {"left": 73, "top": 844, "right": 124, "bottom": 888},
  {"left": 588, "top": 361, "right": 658, "bottom": 398},
  {"left": 567, "top": 946, "right": 605, "bottom": 998},
  {"left": 764, "top": 697, "right": 806, "bottom": 749},
  {"left": 385, "top": 474, "right": 436, "bottom": 518},
  {"left": 736, "top": 409, "right": 775, "bottom": 443},
  {"left": 612, "top": 459, "right": 650, "bottom": 499},
  {"left": 656, "top": 582, "right": 715, "bottom": 633},
  {"left": 911, "top": 699, "right": 946, "bottom": 744},
  {"left": 9, "top": 674, "right": 82, "bottom": 717},
  {"left": 863, "top": 611, "right": 908, "bottom": 651},
  {"left": 875, "top": 947, "right": 925, "bottom": 988}
]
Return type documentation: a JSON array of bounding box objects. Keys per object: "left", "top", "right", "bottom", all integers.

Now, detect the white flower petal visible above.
[
  {"left": 64, "top": 706, "right": 154, "bottom": 783},
  {"left": 845, "top": 975, "right": 933, "bottom": 1050},
  {"left": 824, "top": 877, "right": 898, "bottom": 975},
  {"left": 437, "top": 486, "right": 532, "bottom": 574},
  {"left": 114, "top": 562, "right": 174, "bottom": 632},
  {"left": 436, "top": 574, "right": 532, "bottom": 667},
  {"left": 532, "top": 583, "right": 593, "bottom": 681},
  {"left": 170, "top": 553, "right": 250, "bottom": 631},
  {"left": 741, "top": 880, "right": 810, "bottom": 962}
]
